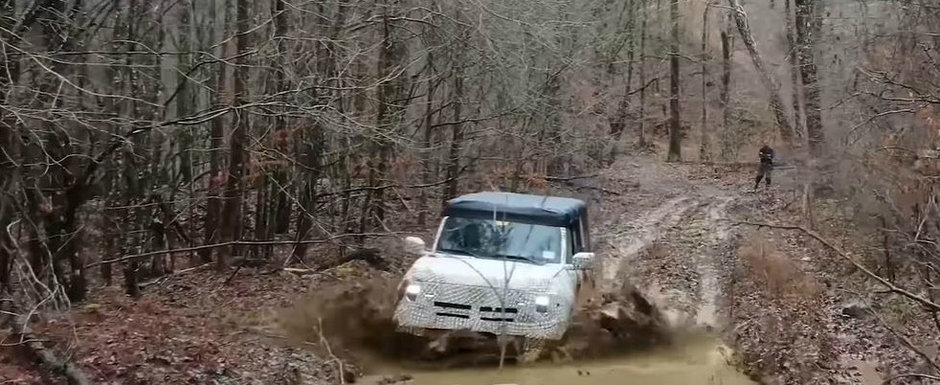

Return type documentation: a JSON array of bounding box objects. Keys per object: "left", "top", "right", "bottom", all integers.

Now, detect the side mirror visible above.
[
  {"left": 571, "top": 252, "right": 595, "bottom": 270},
  {"left": 404, "top": 236, "right": 427, "bottom": 255}
]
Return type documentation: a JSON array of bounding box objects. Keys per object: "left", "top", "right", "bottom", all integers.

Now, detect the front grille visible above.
[
  {"left": 434, "top": 301, "right": 471, "bottom": 310},
  {"left": 432, "top": 303, "right": 520, "bottom": 322},
  {"left": 394, "top": 282, "right": 569, "bottom": 340},
  {"left": 436, "top": 312, "right": 470, "bottom": 319},
  {"left": 479, "top": 306, "right": 518, "bottom": 313}
]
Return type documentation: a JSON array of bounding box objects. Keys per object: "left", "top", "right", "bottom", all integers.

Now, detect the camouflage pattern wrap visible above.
[{"left": 393, "top": 280, "right": 572, "bottom": 340}]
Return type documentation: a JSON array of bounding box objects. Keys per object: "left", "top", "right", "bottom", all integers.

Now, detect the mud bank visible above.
[{"left": 278, "top": 267, "right": 672, "bottom": 368}]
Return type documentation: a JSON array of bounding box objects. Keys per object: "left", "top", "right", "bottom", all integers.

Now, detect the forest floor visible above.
[{"left": 1, "top": 150, "right": 935, "bottom": 384}]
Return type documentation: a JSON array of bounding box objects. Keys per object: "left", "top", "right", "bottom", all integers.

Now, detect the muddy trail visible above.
[{"left": 279, "top": 156, "right": 759, "bottom": 384}]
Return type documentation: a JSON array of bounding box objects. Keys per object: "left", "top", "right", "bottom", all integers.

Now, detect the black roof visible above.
[{"left": 442, "top": 192, "right": 587, "bottom": 227}]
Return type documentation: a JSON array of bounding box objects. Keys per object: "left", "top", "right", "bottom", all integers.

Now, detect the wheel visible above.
[{"left": 518, "top": 338, "right": 546, "bottom": 364}]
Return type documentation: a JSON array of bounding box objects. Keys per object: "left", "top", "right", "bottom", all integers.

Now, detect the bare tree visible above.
[
  {"left": 202, "top": 0, "right": 229, "bottom": 264},
  {"left": 667, "top": 0, "right": 683, "bottom": 162},
  {"left": 720, "top": 10, "right": 735, "bottom": 161},
  {"left": 784, "top": 0, "right": 805, "bottom": 138},
  {"left": 637, "top": 1, "right": 649, "bottom": 148},
  {"left": 699, "top": 1, "right": 713, "bottom": 162},
  {"left": 609, "top": 0, "right": 636, "bottom": 140},
  {"left": 727, "top": 0, "right": 795, "bottom": 143},
  {"left": 217, "top": 0, "right": 251, "bottom": 271},
  {"left": 794, "top": 0, "right": 823, "bottom": 157},
  {"left": 443, "top": 5, "right": 466, "bottom": 203}
]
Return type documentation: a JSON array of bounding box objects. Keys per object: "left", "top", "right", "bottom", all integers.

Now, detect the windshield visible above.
[{"left": 435, "top": 216, "right": 565, "bottom": 264}]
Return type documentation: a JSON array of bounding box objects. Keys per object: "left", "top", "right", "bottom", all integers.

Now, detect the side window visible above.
[
  {"left": 581, "top": 212, "right": 591, "bottom": 251},
  {"left": 570, "top": 224, "right": 583, "bottom": 253}
]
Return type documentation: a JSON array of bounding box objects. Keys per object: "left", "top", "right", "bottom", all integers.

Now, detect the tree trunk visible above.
[
  {"left": 218, "top": 0, "right": 250, "bottom": 271},
  {"left": 201, "top": 0, "right": 228, "bottom": 264},
  {"left": 802, "top": 181, "right": 815, "bottom": 229},
  {"left": 372, "top": 8, "right": 395, "bottom": 226},
  {"left": 784, "top": 0, "right": 805, "bottom": 138},
  {"left": 0, "top": 0, "right": 18, "bottom": 290},
  {"left": 0, "top": 126, "right": 15, "bottom": 290},
  {"left": 272, "top": 0, "right": 292, "bottom": 235},
  {"left": 293, "top": 0, "right": 347, "bottom": 262},
  {"left": 253, "top": 176, "right": 269, "bottom": 258},
  {"left": 720, "top": 11, "right": 734, "bottom": 160},
  {"left": 443, "top": 8, "right": 466, "bottom": 203},
  {"left": 699, "top": 1, "right": 712, "bottom": 162},
  {"left": 727, "top": 0, "right": 795, "bottom": 143},
  {"left": 149, "top": 215, "right": 167, "bottom": 276},
  {"left": 418, "top": 56, "right": 438, "bottom": 227},
  {"left": 124, "top": 249, "right": 139, "bottom": 298},
  {"left": 291, "top": 126, "right": 322, "bottom": 264},
  {"left": 666, "top": 0, "right": 682, "bottom": 162},
  {"left": 795, "top": 0, "right": 824, "bottom": 157},
  {"left": 795, "top": 0, "right": 823, "bottom": 227},
  {"left": 610, "top": 0, "right": 636, "bottom": 140},
  {"left": 41, "top": 0, "right": 88, "bottom": 302},
  {"left": 638, "top": 1, "right": 648, "bottom": 148}
]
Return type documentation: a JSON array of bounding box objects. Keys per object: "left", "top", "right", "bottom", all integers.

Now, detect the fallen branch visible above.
[
  {"left": 174, "top": 262, "right": 213, "bottom": 275},
  {"left": 223, "top": 260, "right": 246, "bottom": 285},
  {"left": 883, "top": 373, "right": 940, "bottom": 384},
  {"left": 734, "top": 221, "right": 940, "bottom": 313},
  {"left": 546, "top": 179, "right": 622, "bottom": 196},
  {"left": 84, "top": 232, "right": 403, "bottom": 269},
  {"left": 870, "top": 305, "right": 940, "bottom": 376},
  {"left": 317, "top": 317, "right": 348, "bottom": 384},
  {"left": 544, "top": 174, "right": 599, "bottom": 182},
  {"left": 12, "top": 314, "right": 92, "bottom": 385}
]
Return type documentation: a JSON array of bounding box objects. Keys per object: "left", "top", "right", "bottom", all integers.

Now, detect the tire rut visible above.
[
  {"left": 600, "top": 190, "right": 740, "bottom": 331},
  {"left": 694, "top": 196, "right": 734, "bottom": 329},
  {"left": 600, "top": 197, "right": 701, "bottom": 292}
]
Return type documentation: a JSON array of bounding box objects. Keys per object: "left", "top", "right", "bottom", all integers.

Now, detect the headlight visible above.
[
  {"left": 534, "top": 295, "right": 550, "bottom": 313},
  {"left": 404, "top": 283, "right": 421, "bottom": 301}
]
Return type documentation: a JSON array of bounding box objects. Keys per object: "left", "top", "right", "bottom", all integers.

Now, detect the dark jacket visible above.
[{"left": 758, "top": 146, "right": 774, "bottom": 165}]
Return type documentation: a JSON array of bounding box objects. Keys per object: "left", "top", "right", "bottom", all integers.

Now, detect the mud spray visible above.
[{"left": 279, "top": 268, "right": 756, "bottom": 385}]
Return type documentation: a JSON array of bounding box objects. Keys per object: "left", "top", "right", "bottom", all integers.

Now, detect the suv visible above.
[{"left": 392, "top": 192, "right": 595, "bottom": 358}]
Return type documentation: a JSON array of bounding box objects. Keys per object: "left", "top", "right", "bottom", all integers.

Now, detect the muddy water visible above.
[{"left": 357, "top": 335, "right": 757, "bottom": 385}]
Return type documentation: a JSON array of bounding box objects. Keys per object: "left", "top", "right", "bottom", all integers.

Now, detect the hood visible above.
[{"left": 405, "top": 253, "right": 573, "bottom": 294}]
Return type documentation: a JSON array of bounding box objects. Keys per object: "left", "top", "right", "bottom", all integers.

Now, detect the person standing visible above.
[{"left": 754, "top": 144, "right": 774, "bottom": 190}]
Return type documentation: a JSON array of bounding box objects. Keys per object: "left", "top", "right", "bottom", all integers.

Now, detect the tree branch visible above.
[
  {"left": 882, "top": 373, "right": 940, "bottom": 384},
  {"left": 84, "top": 232, "right": 403, "bottom": 269},
  {"left": 735, "top": 221, "right": 940, "bottom": 312}
]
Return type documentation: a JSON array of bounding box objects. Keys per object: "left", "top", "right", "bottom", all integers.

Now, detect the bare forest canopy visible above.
[{"left": 0, "top": 0, "right": 939, "bottom": 356}]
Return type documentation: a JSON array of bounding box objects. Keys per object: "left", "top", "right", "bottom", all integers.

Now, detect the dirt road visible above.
[{"left": 593, "top": 156, "right": 748, "bottom": 333}]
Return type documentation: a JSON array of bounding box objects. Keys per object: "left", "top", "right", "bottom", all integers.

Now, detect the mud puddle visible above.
[
  {"left": 358, "top": 335, "right": 755, "bottom": 385},
  {"left": 279, "top": 269, "right": 754, "bottom": 385}
]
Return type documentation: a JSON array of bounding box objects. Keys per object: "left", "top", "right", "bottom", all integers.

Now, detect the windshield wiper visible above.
[
  {"left": 493, "top": 254, "right": 544, "bottom": 265},
  {"left": 438, "top": 248, "right": 544, "bottom": 265},
  {"left": 436, "top": 248, "right": 475, "bottom": 256}
]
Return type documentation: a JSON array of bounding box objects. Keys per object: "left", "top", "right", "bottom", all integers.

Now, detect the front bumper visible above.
[{"left": 392, "top": 281, "right": 570, "bottom": 340}]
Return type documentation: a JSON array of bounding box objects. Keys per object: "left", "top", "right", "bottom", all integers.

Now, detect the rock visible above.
[{"left": 840, "top": 300, "right": 872, "bottom": 319}]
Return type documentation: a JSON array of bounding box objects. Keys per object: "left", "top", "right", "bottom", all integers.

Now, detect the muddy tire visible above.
[{"left": 518, "top": 338, "right": 546, "bottom": 364}]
